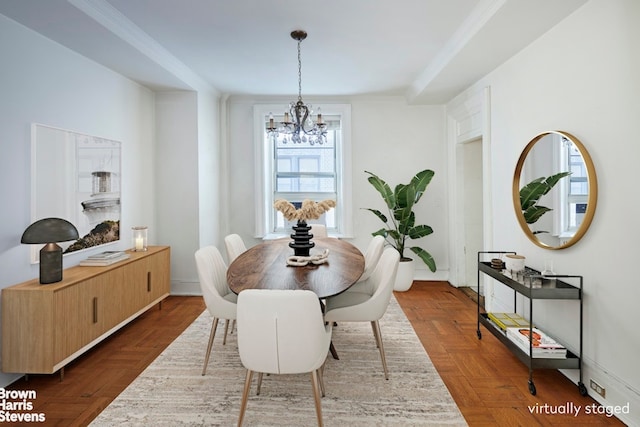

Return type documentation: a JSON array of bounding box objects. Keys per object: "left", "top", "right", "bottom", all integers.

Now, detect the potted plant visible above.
[{"left": 364, "top": 169, "right": 436, "bottom": 291}]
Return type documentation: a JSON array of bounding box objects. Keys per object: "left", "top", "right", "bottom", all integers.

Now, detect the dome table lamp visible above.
[{"left": 21, "top": 218, "right": 79, "bottom": 284}]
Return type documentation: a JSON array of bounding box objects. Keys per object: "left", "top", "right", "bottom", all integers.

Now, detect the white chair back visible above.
[
  {"left": 366, "top": 248, "right": 400, "bottom": 318},
  {"left": 310, "top": 224, "right": 328, "bottom": 238},
  {"left": 237, "top": 289, "right": 331, "bottom": 374},
  {"left": 195, "top": 246, "right": 237, "bottom": 319},
  {"left": 224, "top": 233, "right": 247, "bottom": 263},
  {"left": 358, "top": 235, "right": 385, "bottom": 283}
]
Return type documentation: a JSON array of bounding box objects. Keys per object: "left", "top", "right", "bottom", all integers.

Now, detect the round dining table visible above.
[{"left": 227, "top": 237, "right": 365, "bottom": 299}]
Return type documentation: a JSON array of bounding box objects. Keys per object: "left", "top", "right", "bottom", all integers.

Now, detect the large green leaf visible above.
[
  {"left": 366, "top": 171, "right": 395, "bottom": 209},
  {"left": 397, "top": 211, "right": 415, "bottom": 235},
  {"left": 523, "top": 205, "right": 552, "bottom": 224},
  {"left": 393, "top": 205, "right": 412, "bottom": 223},
  {"left": 395, "top": 183, "right": 415, "bottom": 209},
  {"left": 520, "top": 177, "right": 547, "bottom": 210},
  {"left": 545, "top": 171, "right": 571, "bottom": 188},
  {"left": 410, "top": 169, "right": 435, "bottom": 203},
  {"left": 372, "top": 228, "right": 388, "bottom": 238},
  {"left": 408, "top": 224, "right": 433, "bottom": 239},
  {"left": 410, "top": 247, "right": 436, "bottom": 272},
  {"left": 364, "top": 208, "right": 387, "bottom": 224}
]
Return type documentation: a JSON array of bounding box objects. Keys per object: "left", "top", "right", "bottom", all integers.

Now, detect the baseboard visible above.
[
  {"left": 414, "top": 268, "right": 448, "bottom": 281},
  {"left": 170, "top": 280, "right": 202, "bottom": 296}
]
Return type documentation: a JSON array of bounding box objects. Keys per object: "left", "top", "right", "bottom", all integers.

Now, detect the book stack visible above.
[
  {"left": 506, "top": 327, "right": 567, "bottom": 358},
  {"left": 487, "top": 312, "right": 530, "bottom": 332},
  {"left": 80, "top": 251, "right": 130, "bottom": 266}
]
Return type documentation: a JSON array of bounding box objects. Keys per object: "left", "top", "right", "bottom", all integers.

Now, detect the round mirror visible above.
[{"left": 513, "top": 131, "right": 597, "bottom": 249}]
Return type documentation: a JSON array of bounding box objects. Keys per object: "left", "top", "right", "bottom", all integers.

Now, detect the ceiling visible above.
[{"left": 0, "top": 0, "right": 588, "bottom": 104}]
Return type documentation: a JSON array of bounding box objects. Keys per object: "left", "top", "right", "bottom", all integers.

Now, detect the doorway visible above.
[
  {"left": 446, "top": 86, "right": 492, "bottom": 300},
  {"left": 462, "top": 138, "right": 484, "bottom": 294}
]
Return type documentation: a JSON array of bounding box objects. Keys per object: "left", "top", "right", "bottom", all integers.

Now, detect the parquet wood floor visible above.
[{"left": 5, "top": 283, "right": 626, "bottom": 426}]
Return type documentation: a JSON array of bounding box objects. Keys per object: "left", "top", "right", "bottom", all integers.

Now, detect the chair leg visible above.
[
  {"left": 223, "top": 319, "right": 230, "bottom": 345},
  {"left": 371, "top": 321, "right": 380, "bottom": 348},
  {"left": 202, "top": 317, "right": 219, "bottom": 376},
  {"left": 318, "top": 364, "right": 326, "bottom": 397},
  {"left": 256, "top": 372, "right": 264, "bottom": 395},
  {"left": 238, "top": 369, "right": 253, "bottom": 427},
  {"left": 310, "top": 370, "right": 324, "bottom": 427},
  {"left": 372, "top": 320, "right": 389, "bottom": 380}
]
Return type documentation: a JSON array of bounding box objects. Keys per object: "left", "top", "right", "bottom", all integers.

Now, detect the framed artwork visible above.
[{"left": 30, "top": 124, "right": 121, "bottom": 263}]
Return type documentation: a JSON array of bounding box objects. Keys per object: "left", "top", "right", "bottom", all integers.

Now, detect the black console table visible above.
[{"left": 476, "top": 251, "right": 587, "bottom": 396}]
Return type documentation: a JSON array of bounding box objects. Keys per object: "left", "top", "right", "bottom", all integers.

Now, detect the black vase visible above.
[{"left": 289, "top": 220, "right": 315, "bottom": 257}]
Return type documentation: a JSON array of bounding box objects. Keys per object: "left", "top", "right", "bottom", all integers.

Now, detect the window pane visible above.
[
  {"left": 569, "top": 143, "right": 587, "bottom": 196},
  {"left": 276, "top": 148, "right": 335, "bottom": 172},
  {"left": 275, "top": 176, "right": 335, "bottom": 193}
]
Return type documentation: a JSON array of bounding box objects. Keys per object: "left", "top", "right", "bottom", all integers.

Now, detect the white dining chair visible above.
[
  {"left": 323, "top": 247, "right": 400, "bottom": 380},
  {"left": 310, "top": 224, "right": 328, "bottom": 238},
  {"left": 194, "top": 246, "right": 238, "bottom": 376},
  {"left": 236, "top": 289, "right": 332, "bottom": 427},
  {"left": 224, "top": 233, "right": 247, "bottom": 263}
]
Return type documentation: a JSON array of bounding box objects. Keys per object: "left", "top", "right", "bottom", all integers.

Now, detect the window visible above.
[
  {"left": 253, "top": 104, "right": 352, "bottom": 238},
  {"left": 563, "top": 138, "right": 588, "bottom": 231}
]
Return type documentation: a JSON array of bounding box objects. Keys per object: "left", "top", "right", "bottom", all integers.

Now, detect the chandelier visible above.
[{"left": 267, "top": 30, "right": 327, "bottom": 145}]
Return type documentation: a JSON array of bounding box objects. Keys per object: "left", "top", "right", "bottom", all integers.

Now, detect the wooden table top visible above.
[{"left": 227, "top": 238, "right": 365, "bottom": 299}]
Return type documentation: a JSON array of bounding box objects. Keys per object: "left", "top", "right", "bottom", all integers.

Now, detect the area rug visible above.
[{"left": 91, "top": 296, "right": 467, "bottom": 426}]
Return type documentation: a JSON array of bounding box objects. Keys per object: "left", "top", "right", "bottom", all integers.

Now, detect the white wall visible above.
[
  {"left": 454, "top": 0, "right": 639, "bottom": 423},
  {"left": 225, "top": 96, "right": 449, "bottom": 280},
  {"left": 0, "top": 14, "right": 156, "bottom": 386},
  {"left": 155, "top": 89, "right": 222, "bottom": 296}
]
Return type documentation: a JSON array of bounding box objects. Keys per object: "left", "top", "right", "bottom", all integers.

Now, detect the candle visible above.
[
  {"left": 284, "top": 112, "right": 290, "bottom": 123},
  {"left": 132, "top": 226, "right": 148, "bottom": 251}
]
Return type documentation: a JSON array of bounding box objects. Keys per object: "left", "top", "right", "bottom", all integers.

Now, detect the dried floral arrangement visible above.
[{"left": 274, "top": 199, "right": 336, "bottom": 222}]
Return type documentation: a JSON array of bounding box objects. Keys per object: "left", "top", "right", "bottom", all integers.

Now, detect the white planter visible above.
[{"left": 394, "top": 258, "right": 416, "bottom": 292}]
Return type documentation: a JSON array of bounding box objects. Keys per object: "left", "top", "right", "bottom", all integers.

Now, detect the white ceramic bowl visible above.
[{"left": 504, "top": 254, "right": 525, "bottom": 272}]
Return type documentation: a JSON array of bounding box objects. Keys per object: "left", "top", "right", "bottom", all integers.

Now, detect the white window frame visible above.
[
  {"left": 552, "top": 135, "right": 588, "bottom": 238},
  {"left": 253, "top": 103, "right": 353, "bottom": 239}
]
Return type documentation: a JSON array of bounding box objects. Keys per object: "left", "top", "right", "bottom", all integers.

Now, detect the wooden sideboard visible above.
[{"left": 2, "top": 246, "right": 170, "bottom": 375}]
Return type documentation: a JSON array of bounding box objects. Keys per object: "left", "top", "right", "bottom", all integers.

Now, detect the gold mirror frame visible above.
[{"left": 512, "top": 131, "right": 598, "bottom": 250}]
